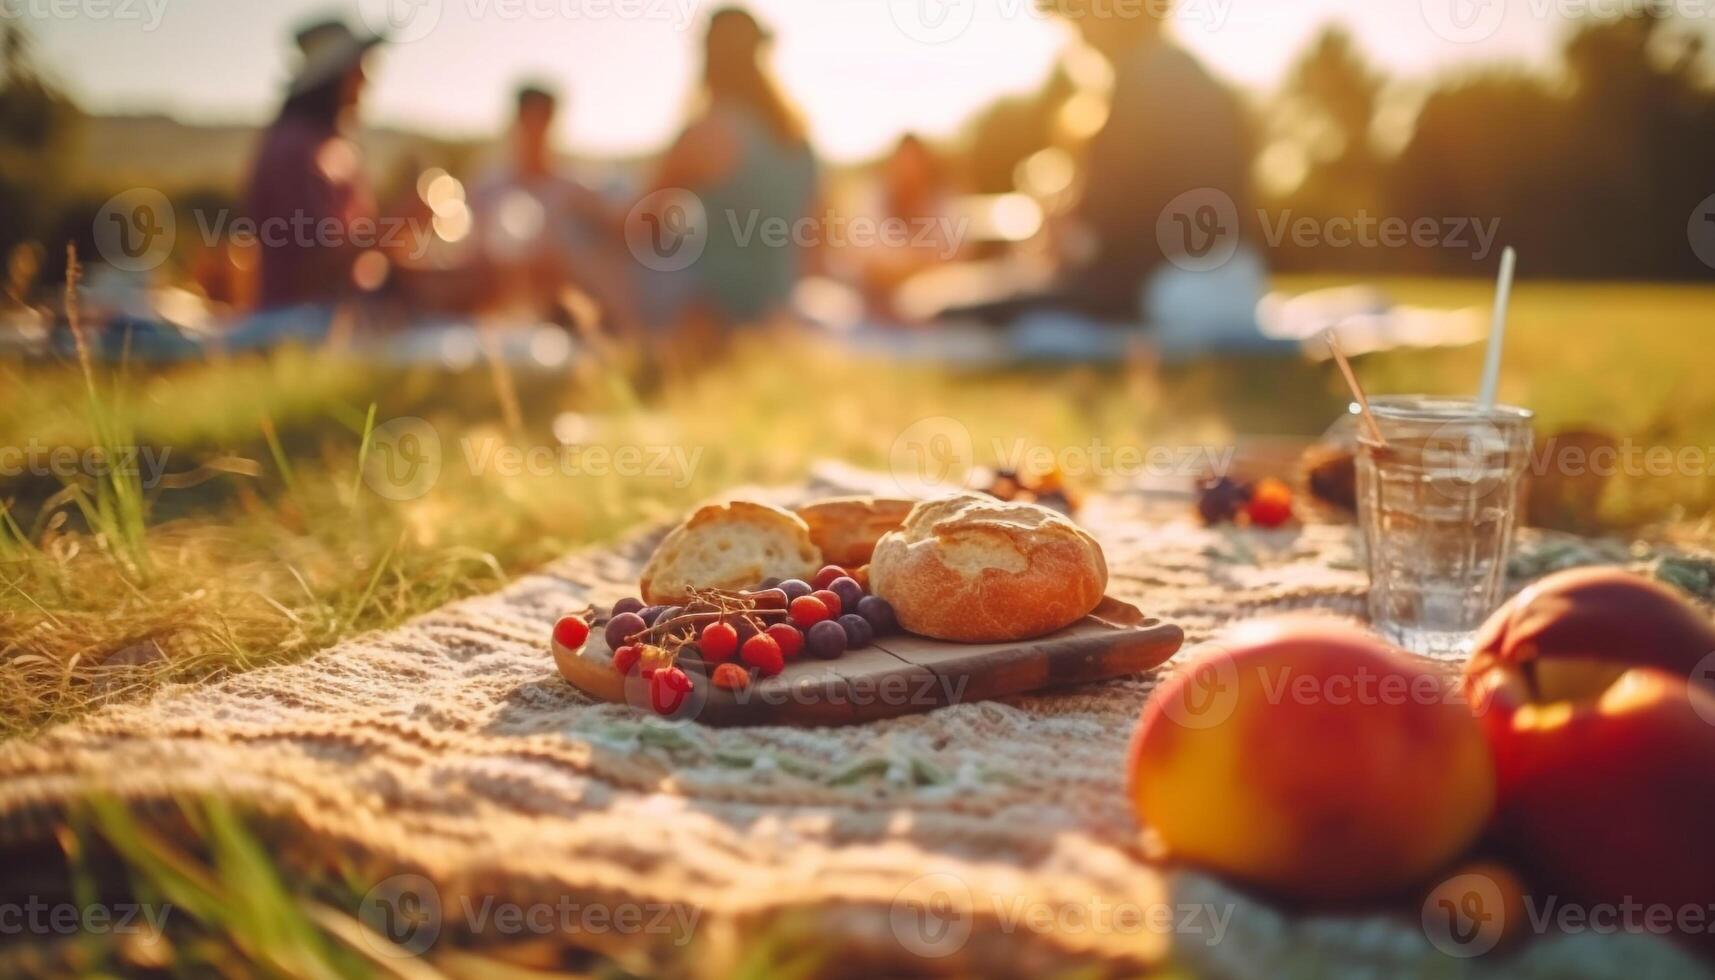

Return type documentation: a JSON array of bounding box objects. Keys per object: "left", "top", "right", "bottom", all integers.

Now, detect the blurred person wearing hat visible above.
[
  {"left": 244, "top": 19, "right": 382, "bottom": 314},
  {"left": 469, "top": 83, "right": 642, "bottom": 332},
  {"left": 633, "top": 6, "right": 820, "bottom": 345}
]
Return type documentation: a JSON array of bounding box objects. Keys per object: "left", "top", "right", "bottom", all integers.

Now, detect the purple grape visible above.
[
  {"left": 656, "top": 606, "right": 687, "bottom": 638},
  {"left": 611, "top": 596, "right": 646, "bottom": 618},
  {"left": 837, "top": 613, "right": 873, "bottom": 649},
  {"left": 856, "top": 595, "right": 897, "bottom": 635},
  {"left": 829, "top": 577, "right": 865, "bottom": 615},
  {"left": 731, "top": 616, "right": 759, "bottom": 645},
  {"left": 748, "top": 588, "right": 788, "bottom": 611},
  {"left": 640, "top": 604, "right": 668, "bottom": 625},
  {"left": 604, "top": 611, "right": 648, "bottom": 650},
  {"left": 756, "top": 576, "right": 782, "bottom": 590},
  {"left": 805, "top": 620, "right": 847, "bottom": 660},
  {"left": 779, "top": 579, "right": 813, "bottom": 601},
  {"left": 1196, "top": 476, "right": 1250, "bottom": 526}
]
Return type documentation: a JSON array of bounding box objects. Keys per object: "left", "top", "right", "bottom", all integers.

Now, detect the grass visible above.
[
  {"left": 2, "top": 277, "right": 1714, "bottom": 739},
  {"left": 1, "top": 274, "right": 1710, "bottom": 975},
  {"left": 0, "top": 795, "right": 842, "bottom": 979}
]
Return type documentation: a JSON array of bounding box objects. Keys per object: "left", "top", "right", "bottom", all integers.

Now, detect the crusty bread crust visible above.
[
  {"left": 868, "top": 495, "right": 1107, "bottom": 642},
  {"left": 640, "top": 500, "right": 823, "bottom": 604},
  {"left": 793, "top": 496, "right": 915, "bottom": 568}
]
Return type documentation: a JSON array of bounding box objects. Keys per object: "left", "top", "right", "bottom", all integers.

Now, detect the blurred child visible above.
[
  {"left": 470, "top": 83, "right": 640, "bottom": 331},
  {"left": 848, "top": 134, "right": 964, "bottom": 320}
]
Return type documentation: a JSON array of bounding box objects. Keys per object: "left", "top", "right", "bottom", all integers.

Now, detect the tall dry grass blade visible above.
[
  {"left": 259, "top": 412, "right": 303, "bottom": 505},
  {"left": 65, "top": 243, "right": 92, "bottom": 383},
  {"left": 342, "top": 530, "right": 401, "bottom": 632},
  {"left": 476, "top": 317, "right": 525, "bottom": 437},
  {"left": 350, "top": 403, "right": 377, "bottom": 509},
  {"left": 61, "top": 245, "right": 153, "bottom": 578}
]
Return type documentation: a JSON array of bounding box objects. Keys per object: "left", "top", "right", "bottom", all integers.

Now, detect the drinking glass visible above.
[{"left": 1354, "top": 396, "right": 1534, "bottom": 659}]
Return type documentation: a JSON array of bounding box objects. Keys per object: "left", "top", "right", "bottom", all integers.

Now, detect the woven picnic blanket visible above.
[{"left": 0, "top": 473, "right": 1707, "bottom": 978}]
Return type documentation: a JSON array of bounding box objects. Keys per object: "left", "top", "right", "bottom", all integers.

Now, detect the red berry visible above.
[
  {"left": 649, "top": 666, "right": 693, "bottom": 715},
  {"left": 699, "top": 621, "right": 739, "bottom": 663},
  {"left": 711, "top": 662, "right": 751, "bottom": 690},
  {"left": 789, "top": 595, "right": 831, "bottom": 628},
  {"left": 741, "top": 633, "right": 785, "bottom": 676},
  {"left": 811, "top": 589, "right": 843, "bottom": 618},
  {"left": 553, "top": 615, "right": 590, "bottom": 651},
  {"left": 612, "top": 644, "right": 642, "bottom": 675},
  {"left": 1246, "top": 477, "right": 1294, "bottom": 529},
  {"left": 765, "top": 623, "right": 803, "bottom": 659},
  {"left": 812, "top": 565, "right": 850, "bottom": 591}
]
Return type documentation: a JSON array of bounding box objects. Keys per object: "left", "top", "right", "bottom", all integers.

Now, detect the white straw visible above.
[{"left": 1478, "top": 246, "right": 1516, "bottom": 413}]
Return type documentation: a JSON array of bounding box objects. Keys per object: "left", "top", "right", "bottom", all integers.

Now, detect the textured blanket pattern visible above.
[{"left": 0, "top": 480, "right": 1704, "bottom": 978}]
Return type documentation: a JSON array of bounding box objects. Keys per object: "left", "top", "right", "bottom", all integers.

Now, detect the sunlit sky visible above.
[{"left": 30, "top": 0, "right": 1607, "bottom": 161}]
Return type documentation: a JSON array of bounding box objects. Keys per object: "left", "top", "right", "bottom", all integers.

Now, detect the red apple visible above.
[
  {"left": 1465, "top": 660, "right": 1715, "bottom": 951},
  {"left": 1467, "top": 568, "right": 1715, "bottom": 693}
]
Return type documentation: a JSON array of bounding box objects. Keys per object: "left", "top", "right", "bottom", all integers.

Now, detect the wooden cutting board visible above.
[{"left": 553, "top": 598, "right": 1184, "bottom": 727}]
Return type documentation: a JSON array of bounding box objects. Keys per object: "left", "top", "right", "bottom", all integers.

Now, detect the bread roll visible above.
[
  {"left": 868, "top": 495, "right": 1107, "bottom": 642},
  {"left": 640, "top": 500, "right": 822, "bottom": 604},
  {"left": 793, "top": 496, "right": 915, "bottom": 568}
]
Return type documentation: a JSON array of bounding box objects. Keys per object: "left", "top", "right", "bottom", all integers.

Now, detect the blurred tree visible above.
[
  {"left": 1388, "top": 9, "right": 1715, "bottom": 279},
  {"left": 1265, "top": 27, "right": 1391, "bottom": 271},
  {"left": 1388, "top": 71, "right": 1571, "bottom": 276},
  {"left": 1560, "top": 8, "right": 1715, "bottom": 277},
  {"left": 1287, "top": 28, "right": 1385, "bottom": 206}
]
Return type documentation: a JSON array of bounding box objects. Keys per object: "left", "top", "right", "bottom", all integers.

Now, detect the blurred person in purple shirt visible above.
[{"left": 245, "top": 20, "right": 381, "bottom": 311}]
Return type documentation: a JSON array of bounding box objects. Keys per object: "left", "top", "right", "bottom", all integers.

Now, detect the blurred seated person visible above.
[
  {"left": 635, "top": 7, "right": 820, "bottom": 342},
  {"left": 845, "top": 134, "right": 964, "bottom": 321},
  {"left": 947, "top": 0, "right": 1269, "bottom": 345},
  {"left": 470, "top": 83, "right": 641, "bottom": 331},
  {"left": 245, "top": 19, "right": 381, "bottom": 314}
]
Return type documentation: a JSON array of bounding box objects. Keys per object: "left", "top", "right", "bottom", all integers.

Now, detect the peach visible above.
[
  {"left": 1465, "top": 661, "right": 1715, "bottom": 950},
  {"left": 1128, "top": 617, "right": 1495, "bottom": 902},
  {"left": 1467, "top": 568, "right": 1715, "bottom": 693}
]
